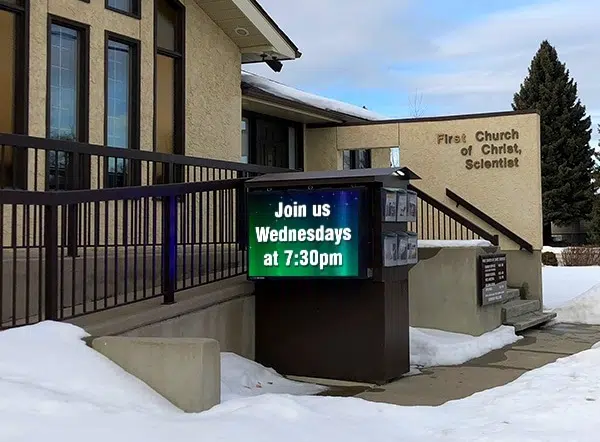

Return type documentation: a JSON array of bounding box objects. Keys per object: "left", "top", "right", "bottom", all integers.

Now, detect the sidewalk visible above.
[{"left": 356, "top": 323, "right": 600, "bottom": 406}]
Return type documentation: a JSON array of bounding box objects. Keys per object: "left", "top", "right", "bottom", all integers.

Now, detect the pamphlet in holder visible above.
[
  {"left": 407, "top": 232, "right": 418, "bottom": 264},
  {"left": 396, "top": 189, "right": 408, "bottom": 222},
  {"left": 383, "top": 233, "right": 399, "bottom": 267},
  {"left": 382, "top": 188, "right": 399, "bottom": 222},
  {"left": 407, "top": 190, "right": 417, "bottom": 222},
  {"left": 397, "top": 232, "right": 408, "bottom": 266}
]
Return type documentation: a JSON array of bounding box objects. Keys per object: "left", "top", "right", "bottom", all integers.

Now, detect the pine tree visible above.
[
  {"left": 512, "top": 40, "right": 593, "bottom": 245},
  {"left": 587, "top": 128, "right": 600, "bottom": 244}
]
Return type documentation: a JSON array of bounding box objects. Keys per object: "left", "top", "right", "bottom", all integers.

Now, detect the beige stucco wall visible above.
[
  {"left": 305, "top": 113, "right": 543, "bottom": 251},
  {"left": 27, "top": 0, "right": 241, "bottom": 190},
  {"left": 3, "top": 0, "right": 243, "bottom": 247}
]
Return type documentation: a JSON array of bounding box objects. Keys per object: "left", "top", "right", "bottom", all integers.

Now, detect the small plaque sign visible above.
[{"left": 478, "top": 254, "right": 507, "bottom": 306}]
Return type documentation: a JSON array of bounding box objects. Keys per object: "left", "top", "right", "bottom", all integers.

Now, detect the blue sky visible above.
[{"left": 247, "top": 0, "right": 599, "bottom": 146}]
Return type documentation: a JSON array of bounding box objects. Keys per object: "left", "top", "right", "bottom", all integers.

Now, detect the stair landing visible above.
[{"left": 501, "top": 288, "right": 556, "bottom": 332}]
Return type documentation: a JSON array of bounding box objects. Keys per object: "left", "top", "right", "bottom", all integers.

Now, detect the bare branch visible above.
[{"left": 408, "top": 90, "right": 426, "bottom": 118}]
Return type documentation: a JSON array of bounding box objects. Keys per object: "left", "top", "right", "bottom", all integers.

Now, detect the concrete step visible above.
[
  {"left": 503, "top": 311, "right": 557, "bottom": 332},
  {"left": 502, "top": 299, "right": 540, "bottom": 321},
  {"left": 504, "top": 288, "right": 521, "bottom": 302}
]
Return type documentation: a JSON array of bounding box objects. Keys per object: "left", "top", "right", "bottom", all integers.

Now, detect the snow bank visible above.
[
  {"left": 242, "top": 71, "right": 387, "bottom": 121},
  {"left": 0, "top": 322, "right": 178, "bottom": 416},
  {"left": 6, "top": 322, "right": 600, "bottom": 440},
  {"left": 554, "top": 283, "right": 600, "bottom": 324},
  {"left": 418, "top": 239, "right": 493, "bottom": 248},
  {"left": 543, "top": 266, "right": 600, "bottom": 309},
  {"left": 221, "top": 353, "right": 326, "bottom": 401},
  {"left": 410, "top": 326, "right": 521, "bottom": 367}
]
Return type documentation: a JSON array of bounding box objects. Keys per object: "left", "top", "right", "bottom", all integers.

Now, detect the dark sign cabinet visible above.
[{"left": 246, "top": 167, "right": 420, "bottom": 384}]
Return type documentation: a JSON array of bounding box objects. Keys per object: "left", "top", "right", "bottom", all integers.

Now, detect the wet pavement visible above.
[{"left": 355, "top": 323, "right": 600, "bottom": 406}]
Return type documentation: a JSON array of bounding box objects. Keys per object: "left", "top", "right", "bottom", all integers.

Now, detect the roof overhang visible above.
[
  {"left": 194, "top": 0, "right": 301, "bottom": 64},
  {"left": 242, "top": 84, "right": 374, "bottom": 124}
]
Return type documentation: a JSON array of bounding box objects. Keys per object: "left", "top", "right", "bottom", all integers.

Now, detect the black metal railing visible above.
[
  {"left": 445, "top": 188, "right": 533, "bottom": 252},
  {"left": 1, "top": 179, "right": 254, "bottom": 328},
  {"left": 0, "top": 133, "right": 289, "bottom": 250},
  {"left": 0, "top": 133, "right": 291, "bottom": 329},
  {"left": 0, "top": 133, "right": 289, "bottom": 192},
  {"left": 408, "top": 185, "right": 499, "bottom": 245}
]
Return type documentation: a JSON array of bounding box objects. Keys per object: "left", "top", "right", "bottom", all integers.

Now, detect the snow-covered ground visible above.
[
  {"left": 543, "top": 266, "right": 600, "bottom": 309},
  {"left": 3, "top": 321, "right": 600, "bottom": 441},
  {"left": 542, "top": 265, "right": 600, "bottom": 325},
  {"left": 410, "top": 326, "right": 520, "bottom": 367},
  {"left": 221, "top": 352, "right": 326, "bottom": 400}
]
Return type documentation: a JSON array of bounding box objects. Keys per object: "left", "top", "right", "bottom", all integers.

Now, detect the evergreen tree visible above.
[
  {"left": 587, "top": 128, "right": 600, "bottom": 244},
  {"left": 512, "top": 40, "right": 593, "bottom": 245}
]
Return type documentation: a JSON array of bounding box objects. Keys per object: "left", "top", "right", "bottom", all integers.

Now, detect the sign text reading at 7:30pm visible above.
[{"left": 262, "top": 249, "right": 343, "bottom": 270}]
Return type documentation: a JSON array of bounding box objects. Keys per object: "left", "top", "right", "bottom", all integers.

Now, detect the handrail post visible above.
[
  {"left": 236, "top": 180, "right": 247, "bottom": 252},
  {"left": 161, "top": 163, "right": 176, "bottom": 304},
  {"left": 66, "top": 152, "right": 80, "bottom": 257},
  {"left": 44, "top": 204, "right": 59, "bottom": 320}
]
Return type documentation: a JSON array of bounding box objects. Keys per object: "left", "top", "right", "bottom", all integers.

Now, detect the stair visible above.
[
  {"left": 504, "top": 311, "right": 557, "bottom": 332},
  {"left": 504, "top": 288, "right": 521, "bottom": 302},
  {"left": 501, "top": 288, "right": 557, "bottom": 332}
]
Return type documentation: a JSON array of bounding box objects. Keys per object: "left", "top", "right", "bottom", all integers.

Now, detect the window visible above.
[
  {"left": 47, "top": 18, "right": 89, "bottom": 190},
  {"left": 0, "top": 0, "right": 27, "bottom": 189},
  {"left": 241, "top": 118, "right": 249, "bottom": 163},
  {"left": 154, "top": 0, "right": 184, "bottom": 183},
  {"left": 105, "top": 33, "right": 140, "bottom": 187},
  {"left": 343, "top": 149, "right": 371, "bottom": 170},
  {"left": 106, "top": 0, "right": 140, "bottom": 18}
]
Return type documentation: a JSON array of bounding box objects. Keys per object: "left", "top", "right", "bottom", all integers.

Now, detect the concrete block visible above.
[
  {"left": 91, "top": 336, "right": 220, "bottom": 413},
  {"left": 409, "top": 247, "right": 504, "bottom": 335},
  {"left": 502, "top": 299, "right": 540, "bottom": 320},
  {"left": 504, "top": 311, "right": 557, "bottom": 332}
]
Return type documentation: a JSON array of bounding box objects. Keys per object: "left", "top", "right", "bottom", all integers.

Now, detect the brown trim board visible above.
[{"left": 307, "top": 109, "right": 540, "bottom": 129}]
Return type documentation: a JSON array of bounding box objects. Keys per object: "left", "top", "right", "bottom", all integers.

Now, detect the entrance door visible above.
[{"left": 255, "top": 118, "right": 289, "bottom": 168}]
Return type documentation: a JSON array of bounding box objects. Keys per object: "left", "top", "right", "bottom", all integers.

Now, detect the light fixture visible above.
[
  {"left": 261, "top": 53, "right": 283, "bottom": 73},
  {"left": 235, "top": 27, "right": 250, "bottom": 37}
]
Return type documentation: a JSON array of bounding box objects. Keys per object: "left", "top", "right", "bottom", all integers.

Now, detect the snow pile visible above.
[
  {"left": 242, "top": 71, "right": 387, "bottom": 121},
  {"left": 554, "top": 283, "right": 600, "bottom": 324},
  {"left": 5, "top": 322, "right": 600, "bottom": 440},
  {"left": 418, "top": 239, "right": 493, "bottom": 248},
  {"left": 221, "top": 352, "right": 326, "bottom": 401},
  {"left": 410, "top": 326, "right": 521, "bottom": 367},
  {"left": 0, "top": 322, "right": 178, "bottom": 416},
  {"left": 543, "top": 266, "right": 600, "bottom": 309}
]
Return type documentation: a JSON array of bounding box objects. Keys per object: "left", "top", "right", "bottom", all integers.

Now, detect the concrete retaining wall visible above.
[
  {"left": 409, "top": 246, "right": 504, "bottom": 335},
  {"left": 91, "top": 336, "right": 220, "bottom": 412},
  {"left": 70, "top": 276, "right": 255, "bottom": 359}
]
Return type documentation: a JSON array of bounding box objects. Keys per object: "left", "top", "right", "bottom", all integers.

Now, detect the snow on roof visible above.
[{"left": 241, "top": 71, "right": 388, "bottom": 121}]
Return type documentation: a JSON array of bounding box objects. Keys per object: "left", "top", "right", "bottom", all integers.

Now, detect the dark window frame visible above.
[
  {"left": 343, "top": 149, "right": 372, "bottom": 170},
  {"left": 46, "top": 15, "right": 90, "bottom": 190},
  {"left": 153, "top": 0, "right": 185, "bottom": 184},
  {"left": 103, "top": 31, "right": 141, "bottom": 187},
  {"left": 0, "top": 0, "right": 29, "bottom": 189},
  {"left": 105, "top": 0, "right": 141, "bottom": 20}
]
